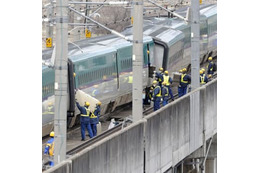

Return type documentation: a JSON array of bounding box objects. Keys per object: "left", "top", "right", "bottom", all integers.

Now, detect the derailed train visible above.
[{"left": 42, "top": 4, "right": 217, "bottom": 137}]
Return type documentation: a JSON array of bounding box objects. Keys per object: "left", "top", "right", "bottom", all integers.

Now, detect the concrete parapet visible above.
[{"left": 45, "top": 79, "right": 217, "bottom": 173}]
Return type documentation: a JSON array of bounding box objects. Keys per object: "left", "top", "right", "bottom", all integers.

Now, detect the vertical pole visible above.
[
  {"left": 54, "top": 0, "right": 68, "bottom": 165},
  {"left": 132, "top": 0, "right": 143, "bottom": 122},
  {"left": 191, "top": 0, "right": 200, "bottom": 90},
  {"left": 84, "top": 0, "right": 89, "bottom": 36},
  {"left": 74, "top": 0, "right": 81, "bottom": 41},
  {"left": 46, "top": 2, "right": 54, "bottom": 48},
  {"left": 190, "top": 0, "right": 200, "bottom": 162}
]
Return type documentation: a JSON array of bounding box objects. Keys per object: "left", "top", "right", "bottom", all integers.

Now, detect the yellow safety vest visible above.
[
  {"left": 81, "top": 107, "right": 90, "bottom": 117},
  {"left": 200, "top": 74, "right": 206, "bottom": 84},
  {"left": 154, "top": 86, "right": 162, "bottom": 97},
  {"left": 90, "top": 112, "right": 97, "bottom": 119},
  {"left": 163, "top": 75, "right": 170, "bottom": 86},
  {"left": 47, "top": 142, "right": 54, "bottom": 156},
  {"left": 181, "top": 74, "right": 188, "bottom": 83},
  {"left": 47, "top": 106, "right": 53, "bottom": 112},
  {"left": 128, "top": 76, "right": 133, "bottom": 83}
]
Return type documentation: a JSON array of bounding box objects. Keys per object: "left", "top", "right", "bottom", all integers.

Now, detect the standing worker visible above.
[
  {"left": 178, "top": 69, "right": 183, "bottom": 97},
  {"left": 200, "top": 70, "right": 208, "bottom": 85},
  {"left": 76, "top": 101, "right": 93, "bottom": 141},
  {"left": 155, "top": 67, "right": 164, "bottom": 87},
  {"left": 152, "top": 80, "right": 162, "bottom": 111},
  {"left": 161, "top": 82, "right": 169, "bottom": 106},
  {"left": 207, "top": 57, "right": 214, "bottom": 75},
  {"left": 44, "top": 131, "right": 55, "bottom": 167},
  {"left": 163, "top": 70, "right": 174, "bottom": 101},
  {"left": 90, "top": 101, "right": 101, "bottom": 137},
  {"left": 178, "top": 68, "right": 191, "bottom": 97}
]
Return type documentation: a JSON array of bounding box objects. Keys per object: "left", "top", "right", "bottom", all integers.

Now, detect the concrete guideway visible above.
[{"left": 43, "top": 79, "right": 217, "bottom": 173}]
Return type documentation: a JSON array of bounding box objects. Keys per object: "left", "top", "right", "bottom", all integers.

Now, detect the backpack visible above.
[{"left": 212, "top": 63, "right": 217, "bottom": 72}]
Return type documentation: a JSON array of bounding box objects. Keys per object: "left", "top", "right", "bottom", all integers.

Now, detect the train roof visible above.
[
  {"left": 69, "top": 45, "right": 117, "bottom": 63},
  {"left": 200, "top": 4, "right": 217, "bottom": 17},
  {"left": 148, "top": 27, "right": 185, "bottom": 46}
]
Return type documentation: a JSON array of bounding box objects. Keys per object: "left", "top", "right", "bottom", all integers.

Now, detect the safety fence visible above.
[{"left": 44, "top": 79, "right": 217, "bottom": 173}]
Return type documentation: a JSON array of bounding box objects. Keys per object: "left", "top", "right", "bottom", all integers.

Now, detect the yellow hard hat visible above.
[
  {"left": 97, "top": 101, "right": 101, "bottom": 106},
  {"left": 179, "top": 69, "right": 183, "bottom": 73},
  {"left": 164, "top": 71, "right": 168, "bottom": 75},
  {"left": 208, "top": 57, "right": 212, "bottom": 61},
  {"left": 200, "top": 70, "right": 203, "bottom": 74},
  {"left": 50, "top": 131, "right": 54, "bottom": 137},
  {"left": 73, "top": 73, "right": 76, "bottom": 77},
  {"left": 159, "top": 67, "right": 163, "bottom": 71},
  {"left": 85, "top": 102, "right": 90, "bottom": 106},
  {"left": 201, "top": 68, "right": 205, "bottom": 73},
  {"left": 48, "top": 102, "right": 53, "bottom": 106},
  {"left": 147, "top": 50, "right": 150, "bottom": 54},
  {"left": 153, "top": 80, "right": 157, "bottom": 84},
  {"left": 182, "top": 68, "right": 187, "bottom": 72},
  {"left": 208, "top": 74, "right": 212, "bottom": 78}
]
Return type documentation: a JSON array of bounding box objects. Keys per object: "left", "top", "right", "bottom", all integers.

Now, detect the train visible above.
[{"left": 42, "top": 3, "right": 217, "bottom": 137}]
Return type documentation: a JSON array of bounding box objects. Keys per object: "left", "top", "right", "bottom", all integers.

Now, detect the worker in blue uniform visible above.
[
  {"left": 200, "top": 70, "right": 208, "bottom": 85},
  {"left": 178, "top": 69, "right": 183, "bottom": 97},
  {"left": 90, "top": 101, "right": 101, "bottom": 137},
  {"left": 161, "top": 82, "right": 169, "bottom": 106},
  {"left": 91, "top": 85, "right": 99, "bottom": 97},
  {"left": 155, "top": 67, "right": 164, "bottom": 87},
  {"left": 178, "top": 68, "right": 191, "bottom": 97},
  {"left": 152, "top": 80, "right": 162, "bottom": 111},
  {"left": 76, "top": 101, "right": 93, "bottom": 140},
  {"left": 163, "top": 70, "right": 174, "bottom": 100},
  {"left": 44, "top": 131, "right": 55, "bottom": 167},
  {"left": 207, "top": 57, "right": 214, "bottom": 75}
]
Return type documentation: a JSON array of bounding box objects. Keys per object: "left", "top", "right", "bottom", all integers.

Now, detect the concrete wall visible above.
[
  {"left": 44, "top": 79, "right": 217, "bottom": 173},
  {"left": 144, "top": 79, "right": 217, "bottom": 172}
]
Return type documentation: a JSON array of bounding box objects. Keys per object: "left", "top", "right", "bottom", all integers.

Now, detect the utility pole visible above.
[
  {"left": 54, "top": 0, "right": 68, "bottom": 165},
  {"left": 132, "top": 0, "right": 143, "bottom": 122},
  {"left": 191, "top": 0, "right": 200, "bottom": 90},
  {"left": 46, "top": 1, "right": 54, "bottom": 48},
  {"left": 190, "top": 0, "right": 200, "bottom": 172}
]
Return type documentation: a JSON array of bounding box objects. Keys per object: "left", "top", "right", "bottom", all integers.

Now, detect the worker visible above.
[
  {"left": 47, "top": 102, "right": 54, "bottom": 113},
  {"left": 90, "top": 101, "right": 101, "bottom": 137},
  {"left": 201, "top": 68, "right": 206, "bottom": 74},
  {"left": 76, "top": 101, "right": 93, "bottom": 140},
  {"left": 208, "top": 74, "right": 213, "bottom": 82},
  {"left": 152, "top": 80, "right": 162, "bottom": 111},
  {"left": 161, "top": 82, "right": 169, "bottom": 106},
  {"left": 155, "top": 67, "right": 164, "bottom": 87},
  {"left": 44, "top": 131, "right": 55, "bottom": 167},
  {"left": 207, "top": 57, "right": 214, "bottom": 75},
  {"left": 91, "top": 85, "right": 99, "bottom": 97},
  {"left": 148, "top": 86, "right": 154, "bottom": 104},
  {"left": 178, "top": 68, "right": 191, "bottom": 97},
  {"left": 200, "top": 70, "right": 208, "bottom": 85},
  {"left": 163, "top": 70, "right": 174, "bottom": 100},
  {"left": 178, "top": 69, "right": 183, "bottom": 97}
]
